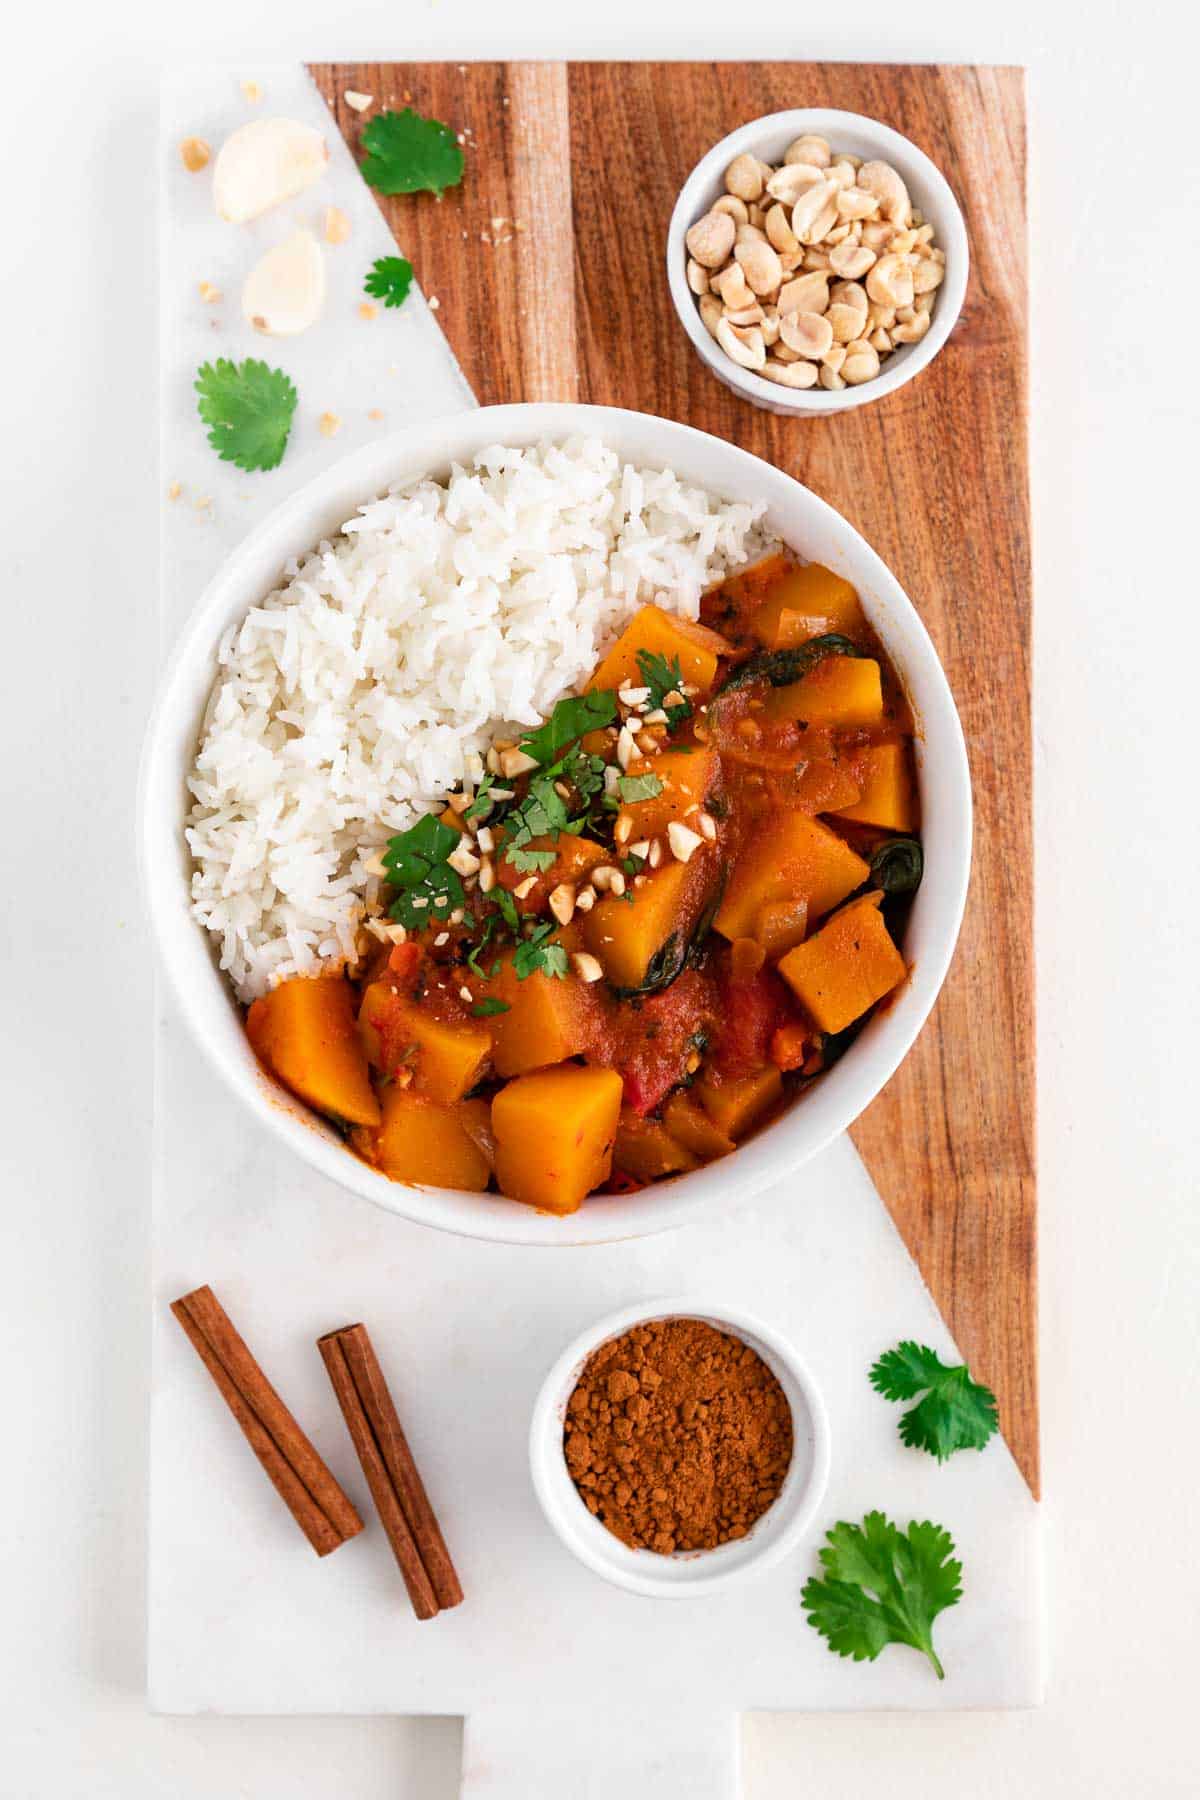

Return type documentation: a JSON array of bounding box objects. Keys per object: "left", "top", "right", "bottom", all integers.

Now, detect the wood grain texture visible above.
[{"left": 309, "top": 62, "right": 1037, "bottom": 1494}]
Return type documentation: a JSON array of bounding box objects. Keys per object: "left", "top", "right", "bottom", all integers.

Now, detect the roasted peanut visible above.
[
  {"left": 686, "top": 210, "right": 737, "bottom": 269},
  {"left": 725, "top": 152, "right": 764, "bottom": 202}
]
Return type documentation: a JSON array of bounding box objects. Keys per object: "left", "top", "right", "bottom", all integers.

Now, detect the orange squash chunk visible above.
[
  {"left": 487, "top": 953, "right": 595, "bottom": 1077},
  {"left": 612, "top": 1109, "right": 699, "bottom": 1181},
  {"left": 695, "top": 1065, "right": 783, "bottom": 1140},
  {"left": 767, "top": 656, "right": 884, "bottom": 729},
  {"left": 662, "top": 1091, "right": 735, "bottom": 1160},
  {"left": 587, "top": 604, "right": 733, "bottom": 697},
  {"left": 358, "top": 983, "right": 491, "bottom": 1103},
  {"left": 357, "top": 1087, "right": 491, "bottom": 1190},
  {"left": 778, "top": 891, "right": 906, "bottom": 1034},
  {"left": 715, "top": 812, "right": 868, "bottom": 940},
  {"left": 583, "top": 857, "right": 697, "bottom": 989},
  {"left": 492, "top": 1065, "right": 623, "bottom": 1214},
  {"left": 619, "top": 744, "right": 718, "bottom": 839},
  {"left": 754, "top": 897, "right": 810, "bottom": 958},
  {"left": 748, "top": 562, "right": 866, "bottom": 645},
  {"left": 246, "top": 974, "right": 380, "bottom": 1127},
  {"left": 834, "top": 741, "right": 917, "bottom": 831}
]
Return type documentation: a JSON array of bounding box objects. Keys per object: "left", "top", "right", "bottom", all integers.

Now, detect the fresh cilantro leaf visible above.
[
  {"left": 194, "top": 358, "right": 297, "bottom": 472},
  {"left": 494, "top": 888, "right": 520, "bottom": 931},
  {"left": 636, "top": 649, "right": 692, "bottom": 728},
  {"left": 519, "top": 691, "right": 617, "bottom": 767},
  {"left": 471, "top": 996, "right": 509, "bottom": 1017},
  {"left": 464, "top": 773, "right": 497, "bottom": 820},
  {"left": 466, "top": 913, "right": 500, "bottom": 979},
  {"left": 364, "top": 255, "right": 414, "bottom": 309},
  {"left": 359, "top": 107, "right": 465, "bottom": 197},
  {"left": 502, "top": 772, "right": 570, "bottom": 867},
  {"left": 506, "top": 845, "right": 556, "bottom": 873},
  {"left": 383, "top": 814, "right": 464, "bottom": 928},
  {"left": 801, "top": 1512, "right": 962, "bottom": 1680},
  {"left": 513, "top": 922, "right": 568, "bottom": 980},
  {"left": 618, "top": 772, "right": 663, "bottom": 803},
  {"left": 869, "top": 1343, "right": 999, "bottom": 1462},
  {"left": 561, "top": 747, "right": 608, "bottom": 805}
]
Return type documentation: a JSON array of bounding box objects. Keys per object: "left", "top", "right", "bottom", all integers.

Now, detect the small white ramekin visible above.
[
  {"left": 667, "top": 108, "right": 969, "bottom": 417},
  {"left": 528, "top": 1298, "right": 831, "bottom": 1599}
]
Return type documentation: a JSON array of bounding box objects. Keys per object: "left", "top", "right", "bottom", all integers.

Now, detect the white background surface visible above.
[{"left": 2, "top": 1, "right": 1196, "bottom": 1796}]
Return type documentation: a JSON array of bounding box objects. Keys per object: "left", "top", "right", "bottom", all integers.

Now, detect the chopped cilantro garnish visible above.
[
  {"left": 502, "top": 772, "right": 570, "bottom": 867},
  {"left": 359, "top": 107, "right": 465, "bottom": 197},
  {"left": 194, "top": 358, "right": 297, "bottom": 472},
  {"left": 506, "top": 845, "right": 556, "bottom": 873},
  {"left": 364, "top": 255, "right": 414, "bottom": 309},
  {"left": 513, "top": 922, "right": 568, "bottom": 980},
  {"left": 519, "top": 691, "right": 617, "bottom": 767},
  {"left": 617, "top": 772, "right": 663, "bottom": 803},
  {"left": 471, "top": 997, "right": 509, "bottom": 1017},
  {"left": 636, "top": 649, "right": 692, "bottom": 728},
  {"left": 466, "top": 914, "right": 501, "bottom": 979},
  {"left": 383, "top": 814, "right": 464, "bottom": 928},
  {"left": 464, "top": 773, "right": 497, "bottom": 820},
  {"left": 494, "top": 888, "right": 520, "bottom": 931}
]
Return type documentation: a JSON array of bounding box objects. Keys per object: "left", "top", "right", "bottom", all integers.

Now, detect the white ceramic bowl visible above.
[
  {"left": 140, "top": 401, "right": 971, "bottom": 1246},
  {"left": 667, "top": 109, "right": 969, "bottom": 417},
  {"left": 528, "top": 1298, "right": 831, "bottom": 1598}
]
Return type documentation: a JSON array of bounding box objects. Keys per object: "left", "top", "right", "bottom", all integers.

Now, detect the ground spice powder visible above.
[{"left": 563, "top": 1317, "right": 793, "bottom": 1554}]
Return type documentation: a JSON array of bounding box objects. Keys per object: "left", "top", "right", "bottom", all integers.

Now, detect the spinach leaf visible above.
[
  {"left": 869, "top": 838, "right": 924, "bottom": 896},
  {"left": 718, "top": 634, "right": 862, "bottom": 693}
]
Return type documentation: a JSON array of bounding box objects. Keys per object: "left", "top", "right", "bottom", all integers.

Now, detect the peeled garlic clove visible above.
[
  {"left": 242, "top": 229, "right": 326, "bottom": 336},
  {"left": 213, "top": 117, "right": 329, "bottom": 223}
]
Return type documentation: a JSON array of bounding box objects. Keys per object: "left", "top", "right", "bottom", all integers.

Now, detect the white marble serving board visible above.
[{"left": 151, "top": 65, "right": 1043, "bottom": 1796}]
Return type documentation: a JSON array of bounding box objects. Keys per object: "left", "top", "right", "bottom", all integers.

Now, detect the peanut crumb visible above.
[
  {"left": 240, "top": 79, "right": 263, "bottom": 104},
  {"left": 167, "top": 481, "right": 183, "bottom": 501},
  {"left": 323, "top": 206, "right": 351, "bottom": 245},
  {"left": 318, "top": 412, "right": 341, "bottom": 438},
  {"left": 197, "top": 280, "right": 222, "bottom": 304},
  {"left": 367, "top": 408, "right": 385, "bottom": 421},
  {"left": 428, "top": 295, "right": 440, "bottom": 311},
  {"left": 344, "top": 90, "right": 374, "bottom": 113},
  {"left": 179, "top": 137, "right": 210, "bottom": 173},
  {"left": 358, "top": 301, "right": 378, "bottom": 321}
]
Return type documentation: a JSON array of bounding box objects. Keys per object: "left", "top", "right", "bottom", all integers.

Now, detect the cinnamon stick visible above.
[
  {"left": 171, "top": 1285, "right": 363, "bottom": 1557},
  {"left": 318, "top": 1323, "right": 463, "bottom": 1617}
]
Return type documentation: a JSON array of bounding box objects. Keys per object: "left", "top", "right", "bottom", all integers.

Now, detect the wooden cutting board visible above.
[{"left": 309, "top": 61, "right": 1036, "bottom": 1495}]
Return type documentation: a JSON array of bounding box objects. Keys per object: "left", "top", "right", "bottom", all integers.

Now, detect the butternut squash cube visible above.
[
  {"left": 662, "top": 1091, "right": 736, "bottom": 1160},
  {"left": 777, "top": 892, "right": 907, "bottom": 1034},
  {"left": 492, "top": 1065, "right": 623, "bottom": 1214},
  {"left": 488, "top": 953, "right": 594, "bottom": 1077},
  {"left": 748, "top": 561, "right": 866, "bottom": 644},
  {"left": 695, "top": 1065, "right": 783, "bottom": 1140},
  {"left": 587, "top": 604, "right": 733, "bottom": 697},
  {"left": 246, "top": 974, "right": 380, "bottom": 1127},
  {"left": 583, "top": 857, "right": 697, "bottom": 989},
  {"left": 612, "top": 1109, "right": 699, "bottom": 1181},
  {"left": 767, "top": 656, "right": 883, "bottom": 729},
  {"left": 359, "top": 1087, "right": 491, "bottom": 1191},
  {"left": 619, "top": 744, "right": 718, "bottom": 839},
  {"left": 358, "top": 983, "right": 491, "bottom": 1103},
  {"left": 754, "top": 897, "right": 810, "bottom": 958},
  {"left": 714, "top": 812, "right": 868, "bottom": 940},
  {"left": 834, "top": 742, "right": 917, "bottom": 831}
]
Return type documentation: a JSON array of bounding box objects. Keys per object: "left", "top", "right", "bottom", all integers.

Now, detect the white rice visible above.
[{"left": 186, "top": 436, "right": 767, "bottom": 1002}]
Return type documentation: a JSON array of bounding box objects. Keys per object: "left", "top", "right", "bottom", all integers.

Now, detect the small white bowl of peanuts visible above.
[{"left": 668, "top": 109, "right": 969, "bottom": 416}]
